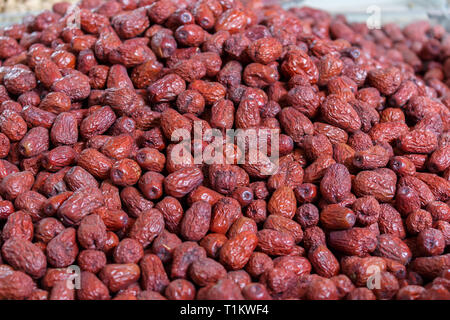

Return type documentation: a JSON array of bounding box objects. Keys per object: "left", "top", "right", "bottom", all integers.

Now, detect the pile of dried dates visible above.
[{"left": 0, "top": 0, "right": 448, "bottom": 300}]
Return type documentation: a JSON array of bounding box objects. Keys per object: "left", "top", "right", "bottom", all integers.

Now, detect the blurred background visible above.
[
  {"left": 0, "top": 0, "right": 449, "bottom": 27},
  {"left": 286, "top": 0, "right": 450, "bottom": 27},
  {"left": 0, "top": 0, "right": 75, "bottom": 14},
  {"left": 0, "top": 0, "right": 76, "bottom": 26}
]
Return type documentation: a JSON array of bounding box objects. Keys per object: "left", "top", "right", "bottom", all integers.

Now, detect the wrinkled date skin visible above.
[{"left": 0, "top": 0, "right": 448, "bottom": 302}]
